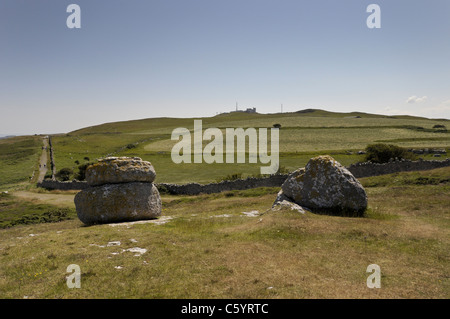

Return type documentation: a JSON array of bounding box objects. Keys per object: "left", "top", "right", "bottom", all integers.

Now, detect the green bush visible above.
[
  {"left": 1, "top": 209, "right": 75, "bottom": 228},
  {"left": 76, "top": 162, "right": 93, "bottom": 181},
  {"left": 156, "top": 184, "right": 172, "bottom": 195},
  {"left": 56, "top": 167, "right": 73, "bottom": 181},
  {"left": 126, "top": 143, "right": 137, "bottom": 149},
  {"left": 364, "top": 143, "right": 415, "bottom": 164}
]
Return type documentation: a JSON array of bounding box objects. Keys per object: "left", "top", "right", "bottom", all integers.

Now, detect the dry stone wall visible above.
[
  {"left": 157, "top": 174, "right": 288, "bottom": 195},
  {"left": 37, "top": 180, "right": 90, "bottom": 190},
  {"left": 48, "top": 136, "right": 56, "bottom": 180},
  {"left": 37, "top": 158, "right": 450, "bottom": 194},
  {"left": 348, "top": 158, "right": 450, "bottom": 178}
]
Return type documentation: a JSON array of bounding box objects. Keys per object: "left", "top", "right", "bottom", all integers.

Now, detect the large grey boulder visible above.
[
  {"left": 75, "top": 182, "right": 161, "bottom": 225},
  {"left": 275, "top": 155, "right": 368, "bottom": 216},
  {"left": 86, "top": 157, "right": 156, "bottom": 186}
]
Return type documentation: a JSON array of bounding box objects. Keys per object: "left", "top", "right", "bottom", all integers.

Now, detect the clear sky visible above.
[{"left": 1, "top": 0, "right": 449, "bottom": 135}]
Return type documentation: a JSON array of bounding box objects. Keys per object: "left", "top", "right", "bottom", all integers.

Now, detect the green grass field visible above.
[
  {"left": 0, "top": 109, "right": 448, "bottom": 299},
  {"left": 1, "top": 109, "right": 448, "bottom": 185},
  {"left": 0, "top": 136, "right": 43, "bottom": 189},
  {"left": 0, "top": 192, "right": 76, "bottom": 229},
  {"left": 0, "top": 167, "right": 448, "bottom": 298},
  {"left": 48, "top": 109, "right": 449, "bottom": 184}
]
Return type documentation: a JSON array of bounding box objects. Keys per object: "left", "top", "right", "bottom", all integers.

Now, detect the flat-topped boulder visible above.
[
  {"left": 85, "top": 157, "right": 156, "bottom": 186},
  {"left": 75, "top": 182, "right": 161, "bottom": 225},
  {"left": 275, "top": 155, "right": 368, "bottom": 216}
]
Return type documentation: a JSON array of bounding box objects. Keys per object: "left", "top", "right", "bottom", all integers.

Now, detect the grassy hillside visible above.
[
  {"left": 50, "top": 109, "right": 449, "bottom": 184},
  {"left": 0, "top": 167, "right": 448, "bottom": 298},
  {"left": 0, "top": 109, "right": 448, "bottom": 299},
  {"left": 0, "top": 109, "right": 447, "bottom": 187},
  {"left": 0, "top": 136, "right": 44, "bottom": 189},
  {"left": 0, "top": 192, "right": 75, "bottom": 229}
]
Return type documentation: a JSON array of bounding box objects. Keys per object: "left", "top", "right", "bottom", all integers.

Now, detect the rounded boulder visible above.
[
  {"left": 85, "top": 157, "right": 156, "bottom": 186},
  {"left": 74, "top": 182, "right": 161, "bottom": 225},
  {"left": 280, "top": 155, "right": 368, "bottom": 216}
]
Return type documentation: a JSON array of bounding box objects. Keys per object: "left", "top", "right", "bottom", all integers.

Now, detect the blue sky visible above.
[{"left": 1, "top": 0, "right": 449, "bottom": 135}]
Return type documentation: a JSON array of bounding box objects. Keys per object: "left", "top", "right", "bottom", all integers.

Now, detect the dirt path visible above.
[{"left": 37, "top": 137, "right": 49, "bottom": 183}]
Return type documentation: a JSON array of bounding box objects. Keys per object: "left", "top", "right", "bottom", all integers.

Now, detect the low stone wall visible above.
[
  {"left": 37, "top": 174, "right": 288, "bottom": 194},
  {"left": 36, "top": 158, "right": 450, "bottom": 194},
  {"left": 37, "top": 180, "right": 90, "bottom": 190},
  {"left": 347, "top": 158, "right": 450, "bottom": 178},
  {"left": 157, "top": 174, "right": 288, "bottom": 195},
  {"left": 48, "top": 136, "right": 56, "bottom": 180}
]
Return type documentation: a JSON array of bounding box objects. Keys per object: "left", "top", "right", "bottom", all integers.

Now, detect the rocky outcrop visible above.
[
  {"left": 274, "top": 156, "right": 368, "bottom": 216},
  {"left": 75, "top": 157, "right": 161, "bottom": 225}
]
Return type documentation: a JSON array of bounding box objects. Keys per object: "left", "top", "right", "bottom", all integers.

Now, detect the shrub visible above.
[
  {"left": 433, "top": 124, "right": 446, "bottom": 129},
  {"left": 56, "top": 167, "right": 73, "bottom": 181},
  {"left": 76, "top": 162, "right": 93, "bottom": 181},
  {"left": 217, "top": 173, "right": 243, "bottom": 182},
  {"left": 156, "top": 184, "right": 173, "bottom": 195},
  {"left": 273, "top": 123, "right": 282, "bottom": 129},
  {"left": 126, "top": 143, "right": 137, "bottom": 149},
  {"left": 2, "top": 209, "right": 75, "bottom": 228},
  {"left": 364, "top": 143, "right": 415, "bottom": 164}
]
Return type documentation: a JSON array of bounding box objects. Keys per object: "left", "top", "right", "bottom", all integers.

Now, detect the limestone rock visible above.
[
  {"left": 272, "top": 191, "right": 307, "bottom": 214},
  {"left": 279, "top": 155, "right": 368, "bottom": 215},
  {"left": 75, "top": 182, "right": 161, "bottom": 225},
  {"left": 86, "top": 157, "right": 156, "bottom": 186}
]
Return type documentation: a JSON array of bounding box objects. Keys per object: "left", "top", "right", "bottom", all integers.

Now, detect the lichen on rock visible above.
[{"left": 86, "top": 157, "right": 156, "bottom": 187}]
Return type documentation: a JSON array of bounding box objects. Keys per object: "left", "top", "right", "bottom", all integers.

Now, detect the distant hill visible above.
[
  {"left": 293, "top": 109, "right": 437, "bottom": 120},
  {"left": 0, "top": 135, "right": 16, "bottom": 140},
  {"left": 67, "top": 108, "right": 446, "bottom": 136},
  {"left": 4, "top": 108, "right": 445, "bottom": 185}
]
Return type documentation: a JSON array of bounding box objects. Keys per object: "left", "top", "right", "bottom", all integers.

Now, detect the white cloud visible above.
[
  {"left": 406, "top": 99, "right": 450, "bottom": 119},
  {"left": 406, "top": 95, "right": 427, "bottom": 104},
  {"left": 382, "top": 98, "right": 449, "bottom": 120}
]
